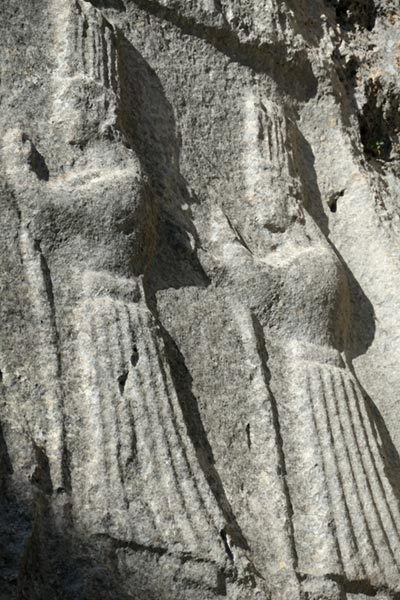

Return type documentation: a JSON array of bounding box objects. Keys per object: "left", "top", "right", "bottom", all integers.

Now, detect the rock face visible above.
[{"left": 1, "top": 0, "right": 400, "bottom": 598}]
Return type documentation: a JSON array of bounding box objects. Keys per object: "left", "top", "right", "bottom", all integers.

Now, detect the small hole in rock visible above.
[
  {"left": 131, "top": 345, "right": 139, "bottom": 367},
  {"left": 328, "top": 190, "right": 344, "bottom": 213},
  {"left": 23, "top": 137, "right": 50, "bottom": 181},
  {"left": 118, "top": 371, "right": 129, "bottom": 394},
  {"left": 0, "top": 370, "right": 3, "bottom": 383}
]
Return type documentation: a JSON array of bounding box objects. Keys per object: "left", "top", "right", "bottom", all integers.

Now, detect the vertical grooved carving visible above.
[
  {"left": 349, "top": 377, "right": 400, "bottom": 544},
  {"left": 288, "top": 363, "right": 340, "bottom": 575},
  {"left": 51, "top": 0, "right": 120, "bottom": 144},
  {"left": 307, "top": 367, "right": 354, "bottom": 576},
  {"left": 73, "top": 285, "right": 225, "bottom": 560},
  {"left": 324, "top": 366, "right": 381, "bottom": 577},
  {"left": 336, "top": 369, "right": 392, "bottom": 576},
  {"left": 343, "top": 375, "right": 400, "bottom": 583}
]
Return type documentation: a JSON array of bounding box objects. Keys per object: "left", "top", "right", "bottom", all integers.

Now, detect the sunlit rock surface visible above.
[{"left": 1, "top": 1, "right": 400, "bottom": 598}]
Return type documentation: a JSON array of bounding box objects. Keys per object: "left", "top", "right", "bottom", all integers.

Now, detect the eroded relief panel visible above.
[{"left": 1, "top": 0, "right": 400, "bottom": 599}]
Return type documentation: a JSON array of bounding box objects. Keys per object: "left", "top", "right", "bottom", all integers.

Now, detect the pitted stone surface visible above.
[{"left": 1, "top": 1, "right": 400, "bottom": 599}]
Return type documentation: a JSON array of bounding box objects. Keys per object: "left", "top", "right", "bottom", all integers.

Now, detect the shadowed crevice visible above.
[
  {"left": 116, "top": 32, "right": 211, "bottom": 293},
  {"left": 250, "top": 314, "right": 301, "bottom": 582},
  {"left": 158, "top": 323, "right": 249, "bottom": 553},
  {"left": 88, "top": 0, "right": 126, "bottom": 10}
]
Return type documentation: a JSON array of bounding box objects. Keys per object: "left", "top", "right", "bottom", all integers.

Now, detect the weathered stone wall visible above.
[{"left": 1, "top": 1, "right": 400, "bottom": 598}]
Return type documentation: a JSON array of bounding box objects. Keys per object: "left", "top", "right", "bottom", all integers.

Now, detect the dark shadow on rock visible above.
[
  {"left": 116, "top": 27, "right": 247, "bottom": 567},
  {"left": 0, "top": 491, "right": 32, "bottom": 600},
  {"left": 358, "top": 79, "right": 400, "bottom": 163},
  {"left": 159, "top": 324, "right": 250, "bottom": 553},
  {"left": 292, "top": 124, "right": 376, "bottom": 358},
  {"left": 116, "top": 32, "right": 210, "bottom": 294},
  {"left": 341, "top": 255, "right": 376, "bottom": 359},
  {"left": 125, "top": 0, "right": 318, "bottom": 102},
  {"left": 0, "top": 422, "right": 13, "bottom": 485},
  {"left": 291, "top": 125, "right": 330, "bottom": 237},
  {"left": 88, "top": 0, "right": 126, "bottom": 11},
  {"left": 353, "top": 374, "right": 400, "bottom": 524},
  {"left": 282, "top": 0, "right": 326, "bottom": 43},
  {"left": 2, "top": 478, "right": 220, "bottom": 600},
  {"left": 15, "top": 490, "right": 137, "bottom": 600},
  {"left": 325, "top": 0, "right": 377, "bottom": 31}
]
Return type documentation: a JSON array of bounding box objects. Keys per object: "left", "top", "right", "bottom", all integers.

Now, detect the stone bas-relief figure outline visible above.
[
  {"left": 209, "top": 89, "right": 400, "bottom": 598},
  {"left": 2, "top": 0, "right": 245, "bottom": 593},
  {"left": 3, "top": 0, "right": 400, "bottom": 598}
]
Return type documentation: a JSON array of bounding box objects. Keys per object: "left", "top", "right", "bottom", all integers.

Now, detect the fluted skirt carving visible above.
[
  {"left": 71, "top": 287, "right": 225, "bottom": 563},
  {"left": 277, "top": 342, "right": 400, "bottom": 592}
]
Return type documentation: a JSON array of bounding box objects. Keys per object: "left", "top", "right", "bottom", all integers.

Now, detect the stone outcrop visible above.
[{"left": 1, "top": 0, "right": 400, "bottom": 598}]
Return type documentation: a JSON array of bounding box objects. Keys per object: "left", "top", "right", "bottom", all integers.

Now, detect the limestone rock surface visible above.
[{"left": 1, "top": 1, "right": 400, "bottom": 599}]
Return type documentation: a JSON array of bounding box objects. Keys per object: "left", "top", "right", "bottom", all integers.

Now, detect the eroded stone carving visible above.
[
  {"left": 158, "top": 89, "right": 400, "bottom": 598},
  {"left": 226, "top": 94, "right": 400, "bottom": 596},
  {"left": 2, "top": 0, "right": 400, "bottom": 599},
  {"left": 2, "top": 1, "right": 239, "bottom": 594}
]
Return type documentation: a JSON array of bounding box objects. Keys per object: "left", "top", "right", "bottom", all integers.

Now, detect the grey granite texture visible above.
[{"left": 1, "top": 0, "right": 400, "bottom": 598}]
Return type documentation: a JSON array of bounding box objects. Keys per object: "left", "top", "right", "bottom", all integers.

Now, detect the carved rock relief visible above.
[{"left": 1, "top": 0, "right": 400, "bottom": 599}]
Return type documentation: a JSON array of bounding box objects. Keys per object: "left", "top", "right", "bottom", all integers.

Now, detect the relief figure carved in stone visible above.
[
  {"left": 207, "top": 89, "right": 400, "bottom": 598},
  {"left": 2, "top": 1, "right": 238, "bottom": 594},
  {"left": 2, "top": 1, "right": 400, "bottom": 599}
]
